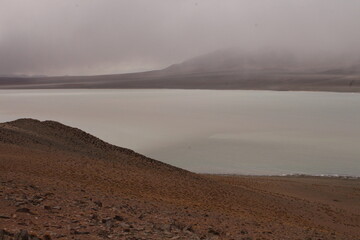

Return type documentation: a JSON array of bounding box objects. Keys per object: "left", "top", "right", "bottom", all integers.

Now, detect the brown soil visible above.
[{"left": 1, "top": 119, "right": 359, "bottom": 239}]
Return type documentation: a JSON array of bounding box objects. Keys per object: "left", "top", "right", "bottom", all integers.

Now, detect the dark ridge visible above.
[
  {"left": 2, "top": 118, "right": 137, "bottom": 155},
  {"left": 0, "top": 118, "right": 189, "bottom": 174}
]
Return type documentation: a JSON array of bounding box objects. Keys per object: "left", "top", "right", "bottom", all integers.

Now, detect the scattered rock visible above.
[
  {"left": 240, "top": 237, "right": 252, "bottom": 240},
  {"left": 43, "top": 193, "right": 54, "bottom": 197},
  {"left": 113, "top": 215, "right": 124, "bottom": 221},
  {"left": 240, "top": 230, "right": 248, "bottom": 235},
  {"left": 94, "top": 201, "right": 102, "bottom": 207},
  {"left": 43, "top": 205, "right": 60, "bottom": 211},
  {"left": 54, "top": 234, "right": 66, "bottom": 239},
  {"left": 16, "top": 208, "right": 34, "bottom": 215},
  {"left": 101, "top": 218, "right": 114, "bottom": 228},
  {"left": 43, "top": 235, "right": 52, "bottom": 240},
  {"left": 28, "top": 185, "right": 39, "bottom": 190},
  {"left": 14, "top": 230, "right": 29, "bottom": 240},
  {"left": 70, "top": 229, "right": 90, "bottom": 235},
  {"left": 183, "top": 225, "right": 194, "bottom": 233},
  {"left": 14, "top": 202, "right": 27, "bottom": 207},
  {"left": 90, "top": 213, "right": 98, "bottom": 221},
  {"left": 119, "top": 222, "right": 130, "bottom": 229},
  {"left": 97, "top": 230, "right": 109, "bottom": 238},
  {"left": 0, "top": 229, "right": 12, "bottom": 239},
  {"left": 208, "top": 228, "right": 220, "bottom": 236}
]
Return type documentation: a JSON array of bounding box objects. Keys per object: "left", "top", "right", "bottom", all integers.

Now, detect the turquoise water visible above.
[{"left": 1, "top": 89, "right": 359, "bottom": 176}]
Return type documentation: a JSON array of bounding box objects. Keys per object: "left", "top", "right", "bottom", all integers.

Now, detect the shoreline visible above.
[
  {"left": 202, "top": 173, "right": 360, "bottom": 179},
  {"left": 0, "top": 87, "right": 360, "bottom": 94}
]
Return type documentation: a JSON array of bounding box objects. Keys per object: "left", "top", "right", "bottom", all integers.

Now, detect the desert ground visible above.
[{"left": 1, "top": 119, "right": 359, "bottom": 239}]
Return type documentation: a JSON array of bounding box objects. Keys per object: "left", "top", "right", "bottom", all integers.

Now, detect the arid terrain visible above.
[{"left": 1, "top": 119, "right": 359, "bottom": 239}]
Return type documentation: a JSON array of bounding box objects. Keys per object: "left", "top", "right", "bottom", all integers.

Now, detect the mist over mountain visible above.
[
  {"left": 1, "top": 1, "right": 360, "bottom": 76},
  {"left": 165, "top": 49, "right": 360, "bottom": 74}
]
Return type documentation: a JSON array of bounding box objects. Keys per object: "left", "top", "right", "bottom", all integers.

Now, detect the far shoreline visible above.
[
  {"left": 202, "top": 173, "right": 360, "bottom": 179},
  {"left": 0, "top": 87, "right": 360, "bottom": 94}
]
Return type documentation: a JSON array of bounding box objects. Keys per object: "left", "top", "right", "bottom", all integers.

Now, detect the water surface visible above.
[{"left": 1, "top": 89, "right": 359, "bottom": 176}]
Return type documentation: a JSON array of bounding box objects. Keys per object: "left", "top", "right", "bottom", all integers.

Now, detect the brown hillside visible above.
[{"left": 1, "top": 119, "right": 359, "bottom": 239}]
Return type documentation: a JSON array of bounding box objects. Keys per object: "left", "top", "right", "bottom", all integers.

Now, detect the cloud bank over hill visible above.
[{"left": 1, "top": 0, "right": 360, "bottom": 76}]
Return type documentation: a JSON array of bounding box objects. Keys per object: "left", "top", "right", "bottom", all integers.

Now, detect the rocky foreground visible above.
[{"left": 1, "top": 119, "right": 359, "bottom": 240}]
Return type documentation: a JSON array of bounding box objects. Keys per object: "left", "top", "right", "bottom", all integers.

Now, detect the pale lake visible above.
[{"left": 1, "top": 89, "right": 359, "bottom": 176}]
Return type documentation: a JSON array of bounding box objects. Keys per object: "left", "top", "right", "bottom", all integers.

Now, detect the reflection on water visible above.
[{"left": 1, "top": 89, "right": 359, "bottom": 176}]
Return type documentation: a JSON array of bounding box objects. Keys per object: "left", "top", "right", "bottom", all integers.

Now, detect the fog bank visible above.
[{"left": 1, "top": 0, "right": 360, "bottom": 75}]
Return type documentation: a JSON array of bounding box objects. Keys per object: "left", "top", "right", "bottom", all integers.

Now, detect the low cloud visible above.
[{"left": 1, "top": 0, "right": 360, "bottom": 75}]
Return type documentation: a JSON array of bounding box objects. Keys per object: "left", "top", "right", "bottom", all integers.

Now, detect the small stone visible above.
[
  {"left": 240, "top": 230, "right": 248, "bottom": 235},
  {"left": 208, "top": 228, "right": 220, "bottom": 236},
  {"left": 15, "top": 202, "right": 26, "bottom": 207},
  {"left": 30, "top": 235, "right": 41, "bottom": 240},
  {"left": 43, "top": 234, "right": 52, "bottom": 240},
  {"left": 55, "top": 234, "right": 66, "bottom": 238},
  {"left": 119, "top": 222, "right": 130, "bottom": 229},
  {"left": 97, "top": 230, "right": 109, "bottom": 238},
  {"left": 70, "top": 229, "right": 90, "bottom": 235},
  {"left": 90, "top": 214, "right": 98, "bottom": 221},
  {"left": 183, "top": 225, "right": 194, "bottom": 233},
  {"left": 161, "top": 224, "right": 171, "bottom": 232},
  {"left": 113, "top": 215, "right": 124, "bottom": 221},
  {"left": 94, "top": 201, "right": 102, "bottom": 207},
  {"left": 16, "top": 208, "right": 34, "bottom": 215},
  {"left": 241, "top": 237, "right": 252, "bottom": 240},
  {"left": 0, "top": 230, "right": 9, "bottom": 239},
  {"left": 15, "top": 229, "right": 29, "bottom": 240},
  {"left": 28, "top": 185, "right": 39, "bottom": 190},
  {"left": 102, "top": 217, "right": 115, "bottom": 228}
]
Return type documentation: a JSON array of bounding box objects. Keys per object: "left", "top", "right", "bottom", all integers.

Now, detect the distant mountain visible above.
[
  {"left": 164, "top": 49, "right": 359, "bottom": 74},
  {"left": 0, "top": 49, "right": 359, "bottom": 92},
  {"left": 321, "top": 64, "right": 360, "bottom": 75},
  {"left": 0, "top": 74, "right": 48, "bottom": 78},
  {"left": 164, "top": 49, "right": 302, "bottom": 74}
]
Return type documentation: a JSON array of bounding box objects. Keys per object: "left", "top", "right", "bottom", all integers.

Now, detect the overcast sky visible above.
[{"left": 1, "top": 0, "right": 360, "bottom": 76}]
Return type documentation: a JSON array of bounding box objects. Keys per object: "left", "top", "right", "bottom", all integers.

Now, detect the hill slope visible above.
[{"left": 1, "top": 119, "right": 359, "bottom": 239}]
